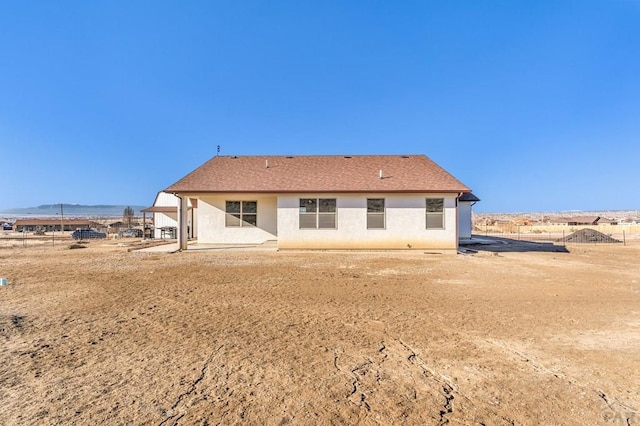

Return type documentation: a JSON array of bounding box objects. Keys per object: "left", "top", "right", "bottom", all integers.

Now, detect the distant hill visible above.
[{"left": 0, "top": 204, "right": 147, "bottom": 217}]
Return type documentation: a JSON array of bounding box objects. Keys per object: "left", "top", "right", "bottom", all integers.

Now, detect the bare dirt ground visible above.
[{"left": 1, "top": 238, "right": 639, "bottom": 425}]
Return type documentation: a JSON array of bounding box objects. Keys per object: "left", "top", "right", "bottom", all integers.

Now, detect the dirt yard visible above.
[{"left": 1, "top": 239, "right": 639, "bottom": 425}]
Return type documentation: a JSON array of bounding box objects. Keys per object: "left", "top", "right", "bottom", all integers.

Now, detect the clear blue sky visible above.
[{"left": 1, "top": 1, "right": 638, "bottom": 213}]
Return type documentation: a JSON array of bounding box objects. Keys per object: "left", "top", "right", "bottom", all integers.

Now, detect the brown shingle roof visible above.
[{"left": 165, "top": 155, "right": 471, "bottom": 194}]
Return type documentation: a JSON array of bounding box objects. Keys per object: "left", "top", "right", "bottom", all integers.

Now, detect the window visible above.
[
  {"left": 367, "top": 198, "right": 385, "bottom": 229},
  {"left": 225, "top": 201, "right": 257, "bottom": 227},
  {"left": 426, "top": 198, "right": 444, "bottom": 229},
  {"left": 299, "top": 198, "right": 336, "bottom": 229}
]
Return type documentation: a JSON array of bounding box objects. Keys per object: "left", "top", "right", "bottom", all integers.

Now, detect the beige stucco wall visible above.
[
  {"left": 197, "top": 195, "right": 278, "bottom": 244},
  {"left": 277, "top": 194, "right": 459, "bottom": 250}
]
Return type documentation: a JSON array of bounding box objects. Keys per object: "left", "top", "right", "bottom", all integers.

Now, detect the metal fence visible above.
[
  {"left": 0, "top": 232, "right": 64, "bottom": 248},
  {"left": 0, "top": 231, "right": 108, "bottom": 248},
  {"left": 477, "top": 225, "right": 637, "bottom": 246}
]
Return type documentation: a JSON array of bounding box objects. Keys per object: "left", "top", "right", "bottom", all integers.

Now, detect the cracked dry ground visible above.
[{"left": 1, "top": 243, "right": 639, "bottom": 425}]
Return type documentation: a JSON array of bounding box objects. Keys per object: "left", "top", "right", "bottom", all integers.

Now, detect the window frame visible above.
[
  {"left": 299, "top": 198, "right": 337, "bottom": 229},
  {"left": 367, "top": 198, "right": 386, "bottom": 230},
  {"left": 425, "top": 198, "right": 445, "bottom": 229},
  {"left": 225, "top": 200, "right": 258, "bottom": 228}
]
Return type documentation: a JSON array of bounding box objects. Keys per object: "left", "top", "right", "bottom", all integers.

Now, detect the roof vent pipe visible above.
[
  {"left": 266, "top": 159, "right": 269, "bottom": 169},
  {"left": 379, "top": 169, "right": 383, "bottom": 179}
]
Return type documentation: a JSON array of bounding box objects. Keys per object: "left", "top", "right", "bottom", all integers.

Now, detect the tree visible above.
[{"left": 123, "top": 206, "right": 135, "bottom": 229}]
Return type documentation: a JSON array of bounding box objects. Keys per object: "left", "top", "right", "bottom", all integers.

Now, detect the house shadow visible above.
[{"left": 459, "top": 235, "right": 569, "bottom": 254}]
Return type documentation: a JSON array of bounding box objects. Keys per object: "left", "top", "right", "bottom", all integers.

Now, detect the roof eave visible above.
[{"left": 165, "top": 188, "right": 471, "bottom": 195}]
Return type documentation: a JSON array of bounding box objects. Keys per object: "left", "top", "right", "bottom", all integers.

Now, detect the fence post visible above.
[{"left": 623, "top": 230, "right": 626, "bottom": 246}]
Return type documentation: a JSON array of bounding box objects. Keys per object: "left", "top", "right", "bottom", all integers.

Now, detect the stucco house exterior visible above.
[{"left": 164, "top": 155, "right": 473, "bottom": 251}]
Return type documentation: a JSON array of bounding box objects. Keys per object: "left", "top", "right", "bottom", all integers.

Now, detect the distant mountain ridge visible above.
[{"left": 1, "top": 204, "right": 147, "bottom": 216}]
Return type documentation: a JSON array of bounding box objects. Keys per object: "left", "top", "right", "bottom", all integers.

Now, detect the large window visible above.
[
  {"left": 299, "top": 198, "right": 336, "bottom": 229},
  {"left": 426, "top": 198, "right": 444, "bottom": 229},
  {"left": 367, "top": 198, "right": 385, "bottom": 229},
  {"left": 225, "top": 201, "right": 257, "bottom": 227}
]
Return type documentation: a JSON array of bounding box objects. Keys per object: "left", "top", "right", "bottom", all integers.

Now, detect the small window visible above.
[
  {"left": 300, "top": 198, "right": 336, "bottom": 229},
  {"left": 226, "top": 201, "right": 257, "bottom": 227},
  {"left": 426, "top": 198, "right": 444, "bottom": 229},
  {"left": 367, "top": 198, "right": 385, "bottom": 229}
]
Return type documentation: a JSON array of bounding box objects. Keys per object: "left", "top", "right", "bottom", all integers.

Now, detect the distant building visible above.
[
  {"left": 13, "top": 219, "right": 99, "bottom": 232},
  {"left": 620, "top": 217, "right": 640, "bottom": 225},
  {"left": 595, "top": 217, "right": 618, "bottom": 225},
  {"left": 548, "top": 216, "right": 618, "bottom": 226}
]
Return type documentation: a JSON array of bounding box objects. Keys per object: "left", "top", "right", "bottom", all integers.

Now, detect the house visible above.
[
  {"left": 141, "top": 191, "right": 197, "bottom": 239},
  {"left": 595, "top": 217, "right": 618, "bottom": 225},
  {"left": 457, "top": 192, "right": 480, "bottom": 239},
  {"left": 550, "top": 216, "right": 601, "bottom": 226},
  {"left": 620, "top": 217, "right": 640, "bottom": 225},
  {"left": 164, "top": 155, "right": 472, "bottom": 251},
  {"left": 13, "top": 218, "right": 100, "bottom": 232}
]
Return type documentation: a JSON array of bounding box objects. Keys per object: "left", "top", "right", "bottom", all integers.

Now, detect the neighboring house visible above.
[
  {"left": 620, "top": 217, "right": 640, "bottom": 225},
  {"left": 141, "top": 191, "right": 197, "bottom": 239},
  {"left": 596, "top": 217, "right": 618, "bottom": 225},
  {"left": 108, "top": 220, "right": 141, "bottom": 228},
  {"left": 551, "top": 216, "right": 601, "bottom": 226},
  {"left": 457, "top": 192, "right": 480, "bottom": 239},
  {"left": 164, "top": 155, "right": 472, "bottom": 251},
  {"left": 13, "top": 219, "right": 99, "bottom": 232}
]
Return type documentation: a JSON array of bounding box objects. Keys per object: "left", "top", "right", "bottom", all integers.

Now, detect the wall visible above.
[
  {"left": 156, "top": 191, "right": 178, "bottom": 207},
  {"left": 151, "top": 192, "right": 197, "bottom": 239},
  {"left": 277, "top": 194, "right": 459, "bottom": 250},
  {"left": 153, "top": 212, "right": 178, "bottom": 239},
  {"left": 197, "top": 195, "right": 278, "bottom": 244},
  {"left": 153, "top": 192, "right": 179, "bottom": 239},
  {"left": 458, "top": 201, "right": 472, "bottom": 239}
]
